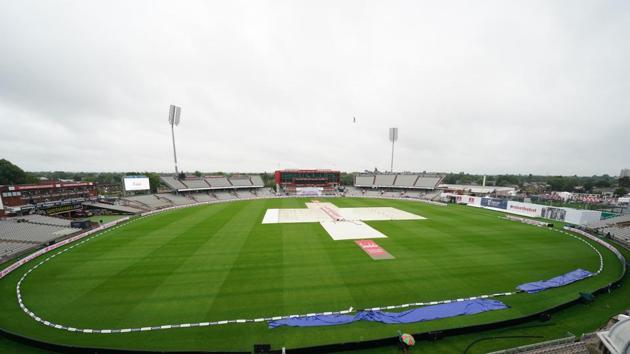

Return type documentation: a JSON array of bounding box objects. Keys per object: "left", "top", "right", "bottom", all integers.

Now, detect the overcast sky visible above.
[{"left": 0, "top": 1, "right": 628, "bottom": 175}]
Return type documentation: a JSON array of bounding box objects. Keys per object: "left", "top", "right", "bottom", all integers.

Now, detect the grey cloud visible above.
[{"left": 0, "top": 0, "right": 628, "bottom": 174}]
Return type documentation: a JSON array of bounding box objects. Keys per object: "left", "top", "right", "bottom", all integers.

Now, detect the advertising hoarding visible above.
[
  {"left": 480, "top": 198, "right": 508, "bottom": 209},
  {"left": 506, "top": 201, "right": 544, "bottom": 218}
]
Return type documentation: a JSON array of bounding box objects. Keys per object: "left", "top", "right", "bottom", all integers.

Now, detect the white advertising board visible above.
[
  {"left": 296, "top": 187, "right": 323, "bottom": 196},
  {"left": 506, "top": 201, "right": 544, "bottom": 218},
  {"left": 123, "top": 176, "right": 150, "bottom": 191},
  {"left": 441, "top": 194, "right": 482, "bottom": 206},
  {"left": 563, "top": 209, "right": 602, "bottom": 225}
]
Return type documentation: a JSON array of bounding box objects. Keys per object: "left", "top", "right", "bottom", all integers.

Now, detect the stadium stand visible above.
[
  {"left": 382, "top": 191, "right": 402, "bottom": 198},
  {"left": 182, "top": 178, "right": 210, "bottom": 189},
  {"left": 122, "top": 195, "right": 171, "bottom": 209},
  {"left": 160, "top": 174, "right": 265, "bottom": 192},
  {"left": 229, "top": 176, "right": 253, "bottom": 187},
  {"left": 415, "top": 175, "right": 442, "bottom": 189},
  {"left": 255, "top": 188, "right": 275, "bottom": 197},
  {"left": 82, "top": 201, "right": 144, "bottom": 214},
  {"left": 586, "top": 214, "right": 630, "bottom": 245},
  {"left": 0, "top": 220, "right": 80, "bottom": 244},
  {"left": 365, "top": 190, "right": 382, "bottom": 197},
  {"left": 355, "top": 175, "right": 375, "bottom": 186},
  {"left": 355, "top": 173, "right": 442, "bottom": 189},
  {"left": 343, "top": 187, "right": 364, "bottom": 196},
  {"left": 374, "top": 174, "right": 396, "bottom": 186},
  {"left": 0, "top": 241, "right": 35, "bottom": 261},
  {"left": 157, "top": 194, "right": 194, "bottom": 206},
  {"left": 205, "top": 176, "right": 232, "bottom": 188},
  {"left": 20, "top": 215, "right": 72, "bottom": 227},
  {"left": 250, "top": 175, "right": 265, "bottom": 187},
  {"left": 602, "top": 226, "right": 630, "bottom": 242},
  {"left": 488, "top": 336, "right": 583, "bottom": 354},
  {"left": 214, "top": 191, "right": 237, "bottom": 200},
  {"left": 160, "top": 176, "right": 189, "bottom": 190},
  {"left": 588, "top": 214, "right": 630, "bottom": 229},
  {"left": 190, "top": 193, "right": 217, "bottom": 203},
  {"left": 422, "top": 190, "right": 443, "bottom": 201},
  {"left": 235, "top": 190, "right": 257, "bottom": 198},
  {"left": 393, "top": 174, "right": 418, "bottom": 187}
]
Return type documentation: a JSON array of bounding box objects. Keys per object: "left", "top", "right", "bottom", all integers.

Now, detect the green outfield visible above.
[{"left": 0, "top": 198, "right": 624, "bottom": 352}]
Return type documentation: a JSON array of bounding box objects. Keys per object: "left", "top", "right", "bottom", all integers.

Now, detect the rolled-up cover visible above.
[
  {"left": 517, "top": 268, "right": 593, "bottom": 294},
  {"left": 268, "top": 299, "right": 508, "bottom": 328}
]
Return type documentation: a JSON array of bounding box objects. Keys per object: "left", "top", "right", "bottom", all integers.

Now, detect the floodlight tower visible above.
[
  {"left": 389, "top": 127, "right": 398, "bottom": 172},
  {"left": 168, "top": 105, "right": 182, "bottom": 175}
]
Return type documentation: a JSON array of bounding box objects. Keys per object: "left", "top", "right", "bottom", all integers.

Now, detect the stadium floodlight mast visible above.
[
  {"left": 168, "top": 105, "right": 182, "bottom": 175},
  {"left": 389, "top": 127, "right": 398, "bottom": 172}
]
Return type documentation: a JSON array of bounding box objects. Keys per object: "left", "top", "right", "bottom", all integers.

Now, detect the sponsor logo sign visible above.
[
  {"left": 506, "top": 201, "right": 543, "bottom": 218},
  {"left": 355, "top": 240, "right": 395, "bottom": 260},
  {"left": 481, "top": 198, "right": 508, "bottom": 209}
]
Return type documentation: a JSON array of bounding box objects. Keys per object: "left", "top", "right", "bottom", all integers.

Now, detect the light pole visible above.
[
  {"left": 389, "top": 127, "right": 398, "bottom": 172},
  {"left": 168, "top": 105, "right": 182, "bottom": 175}
]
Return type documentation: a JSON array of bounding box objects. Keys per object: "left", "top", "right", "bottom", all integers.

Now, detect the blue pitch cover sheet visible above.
[
  {"left": 268, "top": 299, "right": 508, "bottom": 328},
  {"left": 517, "top": 268, "right": 593, "bottom": 294}
]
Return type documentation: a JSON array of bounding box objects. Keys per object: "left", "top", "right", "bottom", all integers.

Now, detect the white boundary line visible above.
[{"left": 7, "top": 197, "right": 607, "bottom": 334}]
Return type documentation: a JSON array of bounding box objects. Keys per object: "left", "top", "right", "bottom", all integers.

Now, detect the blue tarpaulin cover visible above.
[
  {"left": 268, "top": 299, "right": 508, "bottom": 328},
  {"left": 517, "top": 268, "right": 593, "bottom": 294}
]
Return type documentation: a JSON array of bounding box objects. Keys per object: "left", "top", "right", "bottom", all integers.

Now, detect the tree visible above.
[
  {"left": 619, "top": 176, "right": 630, "bottom": 188},
  {"left": 339, "top": 173, "right": 354, "bottom": 186},
  {"left": 442, "top": 174, "right": 458, "bottom": 184},
  {"left": 614, "top": 187, "right": 628, "bottom": 197},
  {"left": 0, "top": 159, "right": 35, "bottom": 185},
  {"left": 145, "top": 172, "right": 161, "bottom": 193}
]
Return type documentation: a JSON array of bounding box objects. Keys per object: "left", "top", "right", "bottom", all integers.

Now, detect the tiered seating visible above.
[
  {"left": 205, "top": 176, "right": 231, "bottom": 188},
  {"left": 1, "top": 241, "right": 35, "bottom": 260},
  {"left": 83, "top": 201, "right": 144, "bottom": 214},
  {"left": 157, "top": 194, "right": 194, "bottom": 206},
  {"left": 588, "top": 214, "right": 630, "bottom": 229},
  {"left": 355, "top": 173, "right": 442, "bottom": 189},
  {"left": 374, "top": 174, "right": 396, "bottom": 186},
  {"left": 182, "top": 178, "right": 210, "bottom": 189},
  {"left": 393, "top": 174, "right": 418, "bottom": 187},
  {"left": 161, "top": 174, "right": 265, "bottom": 191},
  {"left": 214, "top": 191, "right": 237, "bottom": 200},
  {"left": 343, "top": 187, "right": 364, "bottom": 196},
  {"left": 382, "top": 191, "right": 402, "bottom": 198},
  {"left": 415, "top": 176, "right": 442, "bottom": 189},
  {"left": 488, "top": 336, "right": 579, "bottom": 354},
  {"left": 229, "top": 176, "right": 253, "bottom": 187},
  {"left": 355, "top": 175, "right": 375, "bottom": 186},
  {"left": 250, "top": 175, "right": 264, "bottom": 187},
  {"left": 422, "top": 190, "right": 442, "bottom": 201},
  {"left": 236, "top": 190, "right": 256, "bottom": 198},
  {"left": 160, "top": 176, "right": 189, "bottom": 190},
  {"left": 0, "top": 220, "right": 80, "bottom": 244},
  {"left": 602, "top": 226, "right": 630, "bottom": 241},
  {"left": 256, "top": 188, "right": 275, "bottom": 197},
  {"left": 123, "top": 195, "right": 171, "bottom": 209},
  {"left": 190, "top": 193, "right": 217, "bottom": 202},
  {"left": 21, "top": 215, "right": 72, "bottom": 227}
]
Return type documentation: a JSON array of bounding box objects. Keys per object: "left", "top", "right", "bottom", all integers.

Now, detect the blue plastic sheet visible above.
[
  {"left": 268, "top": 299, "right": 508, "bottom": 328},
  {"left": 517, "top": 268, "right": 593, "bottom": 294}
]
